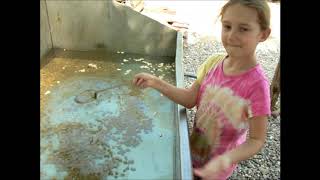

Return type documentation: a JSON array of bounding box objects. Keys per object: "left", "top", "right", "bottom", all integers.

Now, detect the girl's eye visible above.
[
  {"left": 240, "top": 27, "right": 249, "bottom": 32},
  {"left": 223, "top": 25, "right": 231, "bottom": 30}
]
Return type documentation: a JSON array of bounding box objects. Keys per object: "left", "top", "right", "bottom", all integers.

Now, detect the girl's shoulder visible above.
[
  {"left": 246, "top": 64, "right": 270, "bottom": 84},
  {"left": 203, "top": 54, "right": 226, "bottom": 68},
  {"left": 196, "top": 54, "right": 227, "bottom": 84}
]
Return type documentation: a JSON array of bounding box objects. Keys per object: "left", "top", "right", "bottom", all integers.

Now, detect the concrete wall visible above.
[
  {"left": 43, "top": 0, "right": 177, "bottom": 57},
  {"left": 40, "top": 0, "right": 53, "bottom": 60}
]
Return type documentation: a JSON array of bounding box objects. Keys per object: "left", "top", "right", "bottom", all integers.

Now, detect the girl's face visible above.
[{"left": 221, "top": 4, "right": 270, "bottom": 58}]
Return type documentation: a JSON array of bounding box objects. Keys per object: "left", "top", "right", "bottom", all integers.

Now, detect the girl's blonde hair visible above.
[{"left": 220, "top": 0, "right": 270, "bottom": 30}]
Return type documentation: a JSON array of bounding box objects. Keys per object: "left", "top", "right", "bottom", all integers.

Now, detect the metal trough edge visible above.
[{"left": 175, "top": 32, "right": 193, "bottom": 180}]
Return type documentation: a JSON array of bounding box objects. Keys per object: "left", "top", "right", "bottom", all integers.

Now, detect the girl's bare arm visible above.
[{"left": 133, "top": 73, "right": 200, "bottom": 108}]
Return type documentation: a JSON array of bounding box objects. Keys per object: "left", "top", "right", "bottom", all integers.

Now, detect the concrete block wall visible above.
[
  {"left": 40, "top": 0, "right": 177, "bottom": 59},
  {"left": 40, "top": 0, "right": 53, "bottom": 60}
]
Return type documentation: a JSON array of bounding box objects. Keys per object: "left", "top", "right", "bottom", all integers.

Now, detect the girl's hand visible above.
[
  {"left": 193, "top": 155, "right": 231, "bottom": 180},
  {"left": 132, "top": 73, "right": 158, "bottom": 89}
]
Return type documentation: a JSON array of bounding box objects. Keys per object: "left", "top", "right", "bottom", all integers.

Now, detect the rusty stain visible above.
[{"left": 57, "top": 12, "right": 62, "bottom": 23}]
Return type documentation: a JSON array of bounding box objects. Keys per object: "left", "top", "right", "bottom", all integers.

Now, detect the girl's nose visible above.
[{"left": 228, "top": 30, "right": 237, "bottom": 42}]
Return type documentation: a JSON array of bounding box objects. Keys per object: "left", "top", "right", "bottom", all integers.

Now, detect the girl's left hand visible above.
[{"left": 193, "top": 155, "right": 231, "bottom": 180}]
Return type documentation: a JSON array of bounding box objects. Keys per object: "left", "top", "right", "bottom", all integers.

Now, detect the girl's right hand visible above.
[
  {"left": 193, "top": 155, "right": 232, "bottom": 180},
  {"left": 132, "top": 73, "right": 158, "bottom": 89}
]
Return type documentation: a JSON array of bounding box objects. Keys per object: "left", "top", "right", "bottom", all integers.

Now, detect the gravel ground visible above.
[{"left": 182, "top": 33, "right": 280, "bottom": 180}]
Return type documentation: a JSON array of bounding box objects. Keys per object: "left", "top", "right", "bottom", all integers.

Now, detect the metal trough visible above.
[{"left": 40, "top": 1, "right": 192, "bottom": 179}]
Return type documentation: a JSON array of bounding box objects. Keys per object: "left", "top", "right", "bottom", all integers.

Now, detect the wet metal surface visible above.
[
  {"left": 74, "top": 84, "right": 125, "bottom": 104},
  {"left": 40, "top": 49, "right": 177, "bottom": 179}
]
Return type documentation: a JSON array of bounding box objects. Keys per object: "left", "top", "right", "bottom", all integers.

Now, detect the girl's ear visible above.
[{"left": 259, "top": 28, "right": 271, "bottom": 42}]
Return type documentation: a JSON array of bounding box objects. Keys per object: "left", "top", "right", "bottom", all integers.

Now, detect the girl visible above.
[{"left": 133, "top": 0, "right": 272, "bottom": 179}]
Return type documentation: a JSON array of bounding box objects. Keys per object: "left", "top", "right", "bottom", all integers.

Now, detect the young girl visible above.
[{"left": 133, "top": 0, "right": 272, "bottom": 179}]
